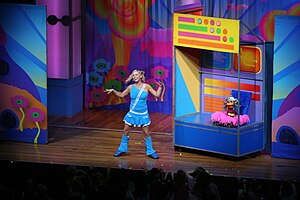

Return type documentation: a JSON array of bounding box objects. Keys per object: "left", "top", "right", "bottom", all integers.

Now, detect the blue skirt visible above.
[{"left": 123, "top": 110, "right": 151, "bottom": 127}]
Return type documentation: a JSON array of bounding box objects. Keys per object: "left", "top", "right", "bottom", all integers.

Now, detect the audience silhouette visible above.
[{"left": 0, "top": 161, "right": 299, "bottom": 200}]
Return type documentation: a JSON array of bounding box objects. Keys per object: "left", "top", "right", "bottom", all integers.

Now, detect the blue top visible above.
[
  {"left": 129, "top": 84, "right": 149, "bottom": 113},
  {"left": 123, "top": 84, "right": 151, "bottom": 127}
]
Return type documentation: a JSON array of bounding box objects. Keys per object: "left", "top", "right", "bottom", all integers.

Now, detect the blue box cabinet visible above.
[{"left": 174, "top": 113, "right": 264, "bottom": 157}]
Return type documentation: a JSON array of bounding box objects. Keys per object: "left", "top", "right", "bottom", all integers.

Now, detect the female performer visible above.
[{"left": 105, "top": 69, "right": 162, "bottom": 159}]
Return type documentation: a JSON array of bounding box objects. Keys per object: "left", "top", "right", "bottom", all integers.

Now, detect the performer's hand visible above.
[
  {"left": 105, "top": 89, "right": 114, "bottom": 94},
  {"left": 156, "top": 81, "right": 163, "bottom": 88}
]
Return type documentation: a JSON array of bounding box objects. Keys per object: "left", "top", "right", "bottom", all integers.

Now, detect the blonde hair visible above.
[{"left": 125, "top": 69, "right": 145, "bottom": 83}]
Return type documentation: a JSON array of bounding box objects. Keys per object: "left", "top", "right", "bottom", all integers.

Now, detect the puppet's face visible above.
[
  {"left": 225, "top": 97, "right": 237, "bottom": 107},
  {"left": 226, "top": 100, "right": 235, "bottom": 106}
]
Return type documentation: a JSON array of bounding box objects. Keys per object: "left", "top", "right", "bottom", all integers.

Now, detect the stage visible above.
[{"left": 1, "top": 125, "right": 300, "bottom": 182}]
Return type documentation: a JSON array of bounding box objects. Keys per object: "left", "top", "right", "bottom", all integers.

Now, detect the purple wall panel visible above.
[
  {"left": 72, "top": 20, "right": 81, "bottom": 78},
  {"left": 37, "top": 0, "right": 74, "bottom": 79},
  {"left": 47, "top": 24, "right": 70, "bottom": 78},
  {"left": 73, "top": 0, "right": 81, "bottom": 17}
]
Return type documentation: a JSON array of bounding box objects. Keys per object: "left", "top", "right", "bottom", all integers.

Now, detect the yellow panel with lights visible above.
[{"left": 173, "top": 13, "right": 240, "bottom": 53}]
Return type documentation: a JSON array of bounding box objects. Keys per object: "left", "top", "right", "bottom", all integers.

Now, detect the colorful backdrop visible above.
[
  {"left": 201, "top": 0, "right": 300, "bottom": 152},
  {"left": 272, "top": 15, "right": 300, "bottom": 159},
  {"left": 85, "top": 0, "right": 175, "bottom": 114},
  {"left": 0, "top": 3, "right": 48, "bottom": 144},
  {"left": 202, "top": 0, "right": 300, "bottom": 42}
]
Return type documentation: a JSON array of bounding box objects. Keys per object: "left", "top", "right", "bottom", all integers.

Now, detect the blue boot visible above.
[
  {"left": 114, "top": 135, "right": 129, "bottom": 157},
  {"left": 144, "top": 137, "right": 159, "bottom": 159}
]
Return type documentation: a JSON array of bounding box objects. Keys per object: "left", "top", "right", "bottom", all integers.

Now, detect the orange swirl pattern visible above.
[
  {"left": 287, "top": 3, "right": 300, "bottom": 16},
  {"left": 88, "top": 0, "right": 155, "bottom": 40},
  {"left": 259, "top": 10, "right": 286, "bottom": 41},
  {"left": 87, "top": 0, "right": 112, "bottom": 19},
  {"left": 108, "top": 0, "right": 149, "bottom": 40}
]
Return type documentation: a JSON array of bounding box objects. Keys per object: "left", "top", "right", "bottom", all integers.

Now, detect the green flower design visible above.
[{"left": 104, "top": 79, "right": 123, "bottom": 91}]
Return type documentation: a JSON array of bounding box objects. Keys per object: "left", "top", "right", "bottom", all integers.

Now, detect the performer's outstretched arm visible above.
[
  {"left": 105, "top": 85, "right": 131, "bottom": 98},
  {"left": 148, "top": 81, "right": 162, "bottom": 98}
]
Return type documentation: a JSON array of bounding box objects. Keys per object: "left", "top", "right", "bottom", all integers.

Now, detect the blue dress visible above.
[{"left": 123, "top": 84, "right": 151, "bottom": 127}]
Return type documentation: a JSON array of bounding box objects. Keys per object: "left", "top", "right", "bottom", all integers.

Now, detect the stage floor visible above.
[
  {"left": 0, "top": 126, "right": 300, "bottom": 182},
  {"left": 48, "top": 109, "right": 173, "bottom": 134}
]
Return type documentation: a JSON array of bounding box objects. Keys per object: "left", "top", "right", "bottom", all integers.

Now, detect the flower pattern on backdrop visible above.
[
  {"left": 10, "top": 95, "right": 29, "bottom": 131},
  {"left": 151, "top": 65, "right": 168, "bottom": 101},
  {"left": 146, "top": 78, "right": 159, "bottom": 101},
  {"left": 92, "top": 58, "right": 111, "bottom": 73},
  {"left": 104, "top": 79, "right": 124, "bottom": 104},
  {"left": 88, "top": 71, "right": 104, "bottom": 87},
  {"left": 114, "top": 65, "right": 130, "bottom": 82},
  {"left": 27, "top": 108, "right": 45, "bottom": 143},
  {"left": 104, "top": 79, "right": 123, "bottom": 91},
  {"left": 87, "top": 0, "right": 156, "bottom": 82},
  {"left": 90, "top": 88, "right": 108, "bottom": 103},
  {"left": 151, "top": 65, "right": 169, "bottom": 80},
  {"left": 88, "top": 58, "right": 112, "bottom": 106}
]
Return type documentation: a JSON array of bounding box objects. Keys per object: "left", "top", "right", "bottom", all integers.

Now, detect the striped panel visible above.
[
  {"left": 204, "top": 78, "right": 261, "bottom": 93},
  {"left": 204, "top": 96, "right": 224, "bottom": 113},
  {"left": 178, "top": 38, "right": 234, "bottom": 51},
  {"left": 203, "top": 77, "right": 262, "bottom": 113}
]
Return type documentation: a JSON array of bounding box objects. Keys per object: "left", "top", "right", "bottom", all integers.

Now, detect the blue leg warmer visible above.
[
  {"left": 144, "top": 137, "right": 156, "bottom": 155},
  {"left": 117, "top": 135, "right": 129, "bottom": 153}
]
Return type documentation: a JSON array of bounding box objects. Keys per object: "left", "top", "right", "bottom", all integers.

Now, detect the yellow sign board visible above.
[{"left": 173, "top": 13, "right": 240, "bottom": 53}]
